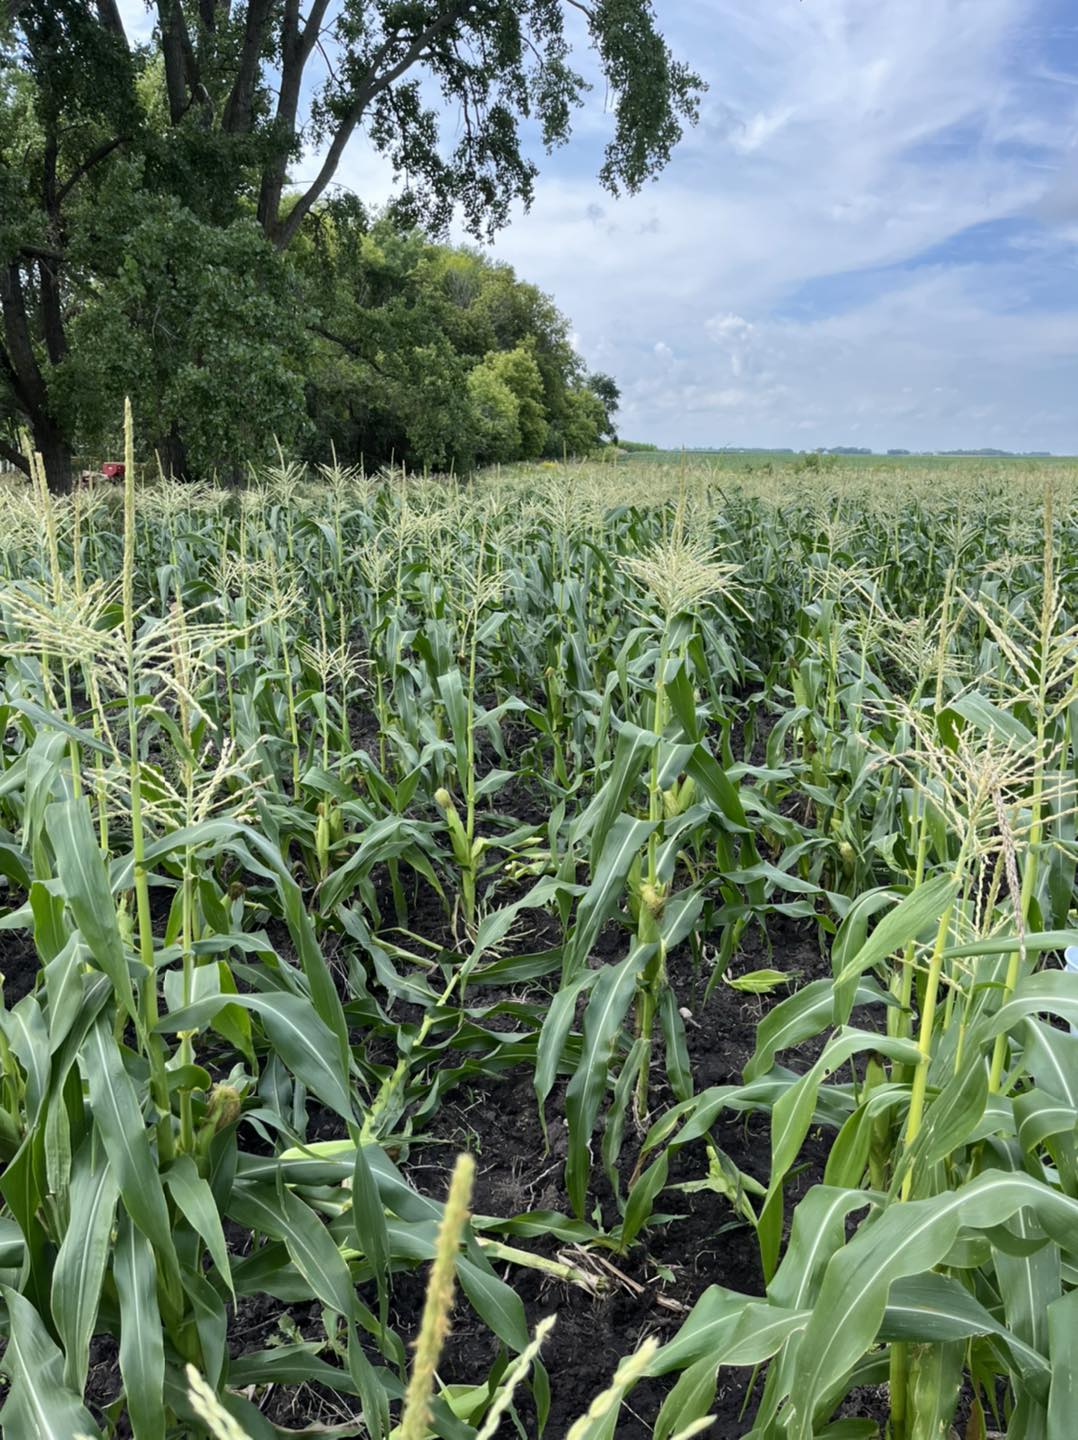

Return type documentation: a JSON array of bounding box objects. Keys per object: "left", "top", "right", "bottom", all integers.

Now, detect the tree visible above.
[
  {"left": 476, "top": 345, "right": 548, "bottom": 458},
  {"left": 585, "top": 370, "right": 620, "bottom": 438},
  {"left": 297, "top": 203, "right": 622, "bottom": 473},
  {"left": 1, "top": 0, "right": 702, "bottom": 490},
  {"left": 467, "top": 357, "right": 521, "bottom": 463},
  {"left": 57, "top": 191, "right": 308, "bottom": 480},
  {"left": 558, "top": 382, "right": 608, "bottom": 455}
]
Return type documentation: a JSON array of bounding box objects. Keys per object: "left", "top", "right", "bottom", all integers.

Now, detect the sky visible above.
[{"left": 119, "top": 1, "right": 1078, "bottom": 453}]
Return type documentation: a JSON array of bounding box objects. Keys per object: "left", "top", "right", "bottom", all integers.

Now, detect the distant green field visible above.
[{"left": 620, "top": 448, "right": 1078, "bottom": 472}]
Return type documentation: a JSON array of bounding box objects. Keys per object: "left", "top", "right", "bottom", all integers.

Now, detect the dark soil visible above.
[
  {"left": 389, "top": 912, "right": 842, "bottom": 1439},
  {"left": 0, "top": 912, "right": 38, "bottom": 1007}
]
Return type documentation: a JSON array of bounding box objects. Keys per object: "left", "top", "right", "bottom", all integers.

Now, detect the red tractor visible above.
[{"left": 79, "top": 461, "right": 125, "bottom": 485}]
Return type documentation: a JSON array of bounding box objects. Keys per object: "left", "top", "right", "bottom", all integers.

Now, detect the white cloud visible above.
[
  {"left": 614, "top": 264, "right": 1078, "bottom": 449},
  {"left": 475, "top": 0, "right": 1078, "bottom": 449}
]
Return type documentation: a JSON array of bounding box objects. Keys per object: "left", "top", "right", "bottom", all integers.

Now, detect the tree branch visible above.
[
  {"left": 0, "top": 436, "right": 31, "bottom": 477},
  {"left": 308, "top": 321, "right": 382, "bottom": 369},
  {"left": 17, "top": 244, "right": 64, "bottom": 263},
  {"left": 222, "top": 0, "right": 276, "bottom": 132},
  {"left": 95, "top": 0, "right": 130, "bottom": 42},
  {"left": 0, "top": 263, "right": 48, "bottom": 421},
  {"left": 272, "top": 5, "right": 470, "bottom": 249},
  {"left": 158, "top": 0, "right": 211, "bottom": 125},
  {"left": 56, "top": 134, "right": 128, "bottom": 205},
  {"left": 256, "top": 0, "right": 332, "bottom": 228}
]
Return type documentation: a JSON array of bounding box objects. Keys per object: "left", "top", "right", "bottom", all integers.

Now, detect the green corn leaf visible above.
[
  {"left": 29, "top": 879, "right": 66, "bottom": 964},
  {"left": 164, "top": 1154, "right": 234, "bottom": 1295},
  {"left": 563, "top": 813, "right": 655, "bottom": 978},
  {"left": 3, "top": 994, "right": 50, "bottom": 1124},
  {"left": 437, "top": 667, "right": 472, "bottom": 787},
  {"left": 726, "top": 967, "right": 793, "bottom": 994},
  {"left": 619, "top": 1151, "right": 669, "bottom": 1251},
  {"left": 831, "top": 873, "right": 956, "bottom": 1024},
  {"left": 319, "top": 814, "right": 438, "bottom": 911},
  {"left": 534, "top": 967, "right": 599, "bottom": 1138},
  {"left": 658, "top": 981, "right": 692, "bottom": 1101},
  {"left": 467, "top": 874, "right": 577, "bottom": 963},
  {"left": 995, "top": 1202, "right": 1059, "bottom": 1358},
  {"left": 721, "top": 1301, "right": 811, "bottom": 1366},
  {"left": 0, "top": 1132, "right": 50, "bottom": 1318},
  {"left": 181, "top": 1267, "right": 229, "bottom": 1389},
  {"left": 654, "top": 1355, "right": 717, "bottom": 1440},
  {"left": 565, "top": 943, "right": 653, "bottom": 1217},
  {"left": 880, "top": 1272, "right": 1050, "bottom": 1392},
  {"left": 347, "top": 1320, "right": 392, "bottom": 1440},
  {"left": 0, "top": 1284, "right": 103, "bottom": 1440},
  {"left": 0, "top": 1217, "right": 24, "bottom": 1267},
  {"left": 914, "top": 1052, "right": 989, "bottom": 1169},
  {"left": 1014, "top": 1088, "right": 1078, "bottom": 1153},
  {"left": 745, "top": 977, "right": 888, "bottom": 1082},
  {"left": 46, "top": 796, "right": 137, "bottom": 1022},
  {"left": 988, "top": 969, "right": 1078, "bottom": 1038},
  {"left": 158, "top": 991, "right": 354, "bottom": 1124},
  {"left": 939, "top": 691, "right": 1033, "bottom": 748},
  {"left": 352, "top": 1141, "right": 391, "bottom": 1319},
  {"left": 22, "top": 731, "right": 68, "bottom": 879},
  {"left": 788, "top": 1171, "right": 1078, "bottom": 1439},
  {"left": 761, "top": 1029, "right": 920, "bottom": 1276},
  {"left": 908, "top": 1339, "right": 965, "bottom": 1440},
  {"left": 652, "top": 1285, "right": 754, "bottom": 1375},
  {"left": 79, "top": 1017, "right": 180, "bottom": 1287},
  {"left": 227, "top": 1182, "right": 355, "bottom": 1316},
  {"left": 8, "top": 699, "right": 112, "bottom": 755},
  {"left": 227, "top": 1343, "right": 368, "bottom": 1392},
  {"left": 572, "top": 721, "right": 659, "bottom": 862},
  {"left": 769, "top": 1186, "right": 879, "bottom": 1311},
  {"left": 115, "top": 1214, "right": 166, "bottom": 1440},
  {"left": 42, "top": 935, "right": 90, "bottom": 1053},
  {"left": 684, "top": 744, "right": 749, "bottom": 830},
  {"left": 942, "top": 929, "right": 1078, "bottom": 960},
  {"left": 234, "top": 824, "right": 351, "bottom": 1077},
  {"left": 457, "top": 1251, "right": 531, "bottom": 1351},
  {"left": 50, "top": 1139, "right": 119, "bottom": 1393},
  {"left": 1023, "top": 1017, "right": 1078, "bottom": 1104},
  {"left": 1047, "top": 1289, "right": 1078, "bottom": 1439}
]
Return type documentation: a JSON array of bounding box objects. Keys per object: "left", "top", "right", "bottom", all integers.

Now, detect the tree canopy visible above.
[{"left": 0, "top": 1, "right": 701, "bottom": 488}]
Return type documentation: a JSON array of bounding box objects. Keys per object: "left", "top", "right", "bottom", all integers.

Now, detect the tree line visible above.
[{"left": 1, "top": 2, "right": 701, "bottom": 490}]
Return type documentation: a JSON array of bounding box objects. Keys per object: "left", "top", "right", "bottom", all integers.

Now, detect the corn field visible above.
[{"left": 2, "top": 433, "right": 1078, "bottom": 1439}]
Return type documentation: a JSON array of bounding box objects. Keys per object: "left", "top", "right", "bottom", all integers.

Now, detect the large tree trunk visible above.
[
  {"left": 1, "top": 260, "right": 73, "bottom": 493},
  {"left": 162, "top": 420, "right": 190, "bottom": 481},
  {"left": 34, "top": 418, "right": 74, "bottom": 495}
]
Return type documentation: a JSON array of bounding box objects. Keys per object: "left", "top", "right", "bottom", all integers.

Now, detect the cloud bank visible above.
[{"left": 477, "top": 0, "right": 1078, "bottom": 451}]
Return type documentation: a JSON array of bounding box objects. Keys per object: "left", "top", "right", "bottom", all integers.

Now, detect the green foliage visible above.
[
  {"left": 467, "top": 358, "right": 522, "bottom": 463},
  {"left": 471, "top": 345, "right": 548, "bottom": 459},
  {"left": 0, "top": 0, "right": 698, "bottom": 488},
  {"left": 301, "top": 208, "right": 611, "bottom": 471},
  {"left": 59, "top": 190, "right": 308, "bottom": 477},
  {"left": 792, "top": 450, "right": 839, "bottom": 474}
]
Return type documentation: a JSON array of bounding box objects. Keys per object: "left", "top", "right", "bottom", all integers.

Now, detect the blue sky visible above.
[{"left": 120, "top": 1, "right": 1078, "bottom": 452}]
